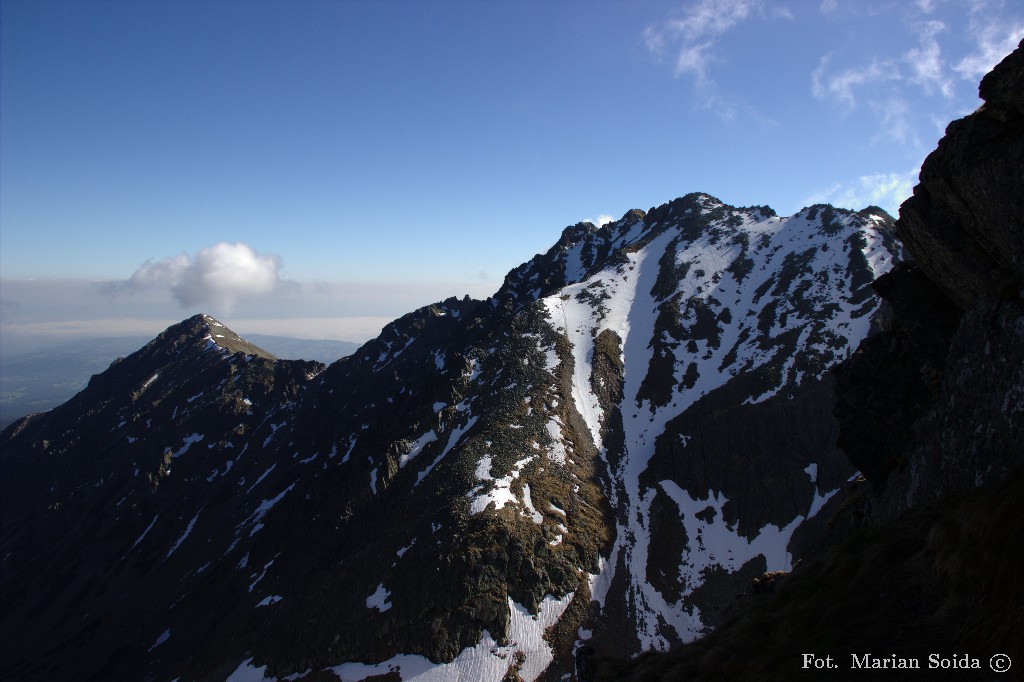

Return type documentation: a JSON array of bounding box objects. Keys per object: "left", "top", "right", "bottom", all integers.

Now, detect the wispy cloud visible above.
[
  {"left": 644, "top": 0, "right": 771, "bottom": 116},
  {"left": 869, "top": 96, "right": 917, "bottom": 146},
  {"left": 644, "top": 0, "right": 763, "bottom": 79},
  {"left": 110, "top": 242, "right": 294, "bottom": 311},
  {"left": 953, "top": 0, "right": 1024, "bottom": 82},
  {"left": 803, "top": 168, "right": 919, "bottom": 216},
  {"left": 811, "top": 54, "right": 901, "bottom": 107},
  {"left": 905, "top": 19, "right": 954, "bottom": 97},
  {"left": 814, "top": 0, "right": 1022, "bottom": 110},
  {"left": 810, "top": 0, "right": 1021, "bottom": 160}
]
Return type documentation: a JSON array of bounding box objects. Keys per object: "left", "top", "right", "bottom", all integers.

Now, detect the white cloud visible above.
[
  {"left": 583, "top": 214, "right": 616, "bottom": 227},
  {"left": 673, "top": 41, "right": 717, "bottom": 87},
  {"left": 803, "top": 168, "right": 919, "bottom": 216},
  {"left": 116, "top": 242, "right": 292, "bottom": 311},
  {"left": 1, "top": 317, "right": 181, "bottom": 339},
  {"left": 819, "top": 0, "right": 838, "bottom": 14},
  {"left": 644, "top": 0, "right": 798, "bottom": 121}
]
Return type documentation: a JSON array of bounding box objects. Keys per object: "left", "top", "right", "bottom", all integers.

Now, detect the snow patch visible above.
[
  {"left": 366, "top": 583, "right": 392, "bottom": 612},
  {"left": 399, "top": 429, "right": 438, "bottom": 468},
  {"left": 416, "top": 416, "right": 478, "bottom": 486},
  {"left": 330, "top": 594, "right": 572, "bottom": 681},
  {"left": 241, "top": 483, "right": 296, "bottom": 536},
  {"left": 544, "top": 418, "right": 568, "bottom": 465},
  {"left": 521, "top": 483, "right": 543, "bottom": 524},
  {"left": 131, "top": 515, "right": 159, "bottom": 550},
  {"left": 148, "top": 628, "right": 170, "bottom": 652},
  {"left": 226, "top": 658, "right": 269, "bottom": 682},
  {"left": 256, "top": 595, "right": 283, "bottom": 607},
  {"left": 659, "top": 481, "right": 798, "bottom": 598},
  {"left": 804, "top": 462, "right": 818, "bottom": 485},
  {"left": 171, "top": 433, "right": 204, "bottom": 458},
  {"left": 468, "top": 455, "right": 533, "bottom": 516},
  {"left": 166, "top": 511, "right": 201, "bottom": 559}
]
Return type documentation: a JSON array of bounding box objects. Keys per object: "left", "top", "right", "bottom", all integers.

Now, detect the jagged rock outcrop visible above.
[{"left": 898, "top": 39, "right": 1024, "bottom": 310}]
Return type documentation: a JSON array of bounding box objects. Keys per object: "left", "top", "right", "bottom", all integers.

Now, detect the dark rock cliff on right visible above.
[{"left": 592, "top": 39, "right": 1024, "bottom": 682}]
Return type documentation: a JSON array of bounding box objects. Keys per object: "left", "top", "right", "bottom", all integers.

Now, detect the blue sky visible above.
[{"left": 2, "top": 0, "right": 1022, "bottom": 342}]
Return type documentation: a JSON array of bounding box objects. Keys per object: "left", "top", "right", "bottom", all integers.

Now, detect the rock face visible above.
[
  {"left": 841, "top": 39, "right": 1024, "bottom": 516},
  {"left": 898, "top": 39, "right": 1024, "bottom": 310},
  {"left": 589, "top": 38, "right": 1024, "bottom": 682},
  {"left": 0, "top": 194, "right": 901, "bottom": 681}
]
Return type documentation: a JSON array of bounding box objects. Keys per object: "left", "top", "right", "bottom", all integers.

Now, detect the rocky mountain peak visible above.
[
  {"left": 979, "top": 37, "right": 1024, "bottom": 120},
  {"left": 162, "top": 313, "right": 277, "bottom": 359}
]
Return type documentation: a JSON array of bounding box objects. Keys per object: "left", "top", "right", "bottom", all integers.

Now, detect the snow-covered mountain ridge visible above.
[
  {"left": 590, "top": 41, "right": 1024, "bottom": 680},
  {"left": 1, "top": 193, "right": 902, "bottom": 681}
]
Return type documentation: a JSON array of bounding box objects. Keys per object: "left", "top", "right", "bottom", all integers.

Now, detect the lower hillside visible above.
[{"left": 590, "top": 466, "right": 1024, "bottom": 681}]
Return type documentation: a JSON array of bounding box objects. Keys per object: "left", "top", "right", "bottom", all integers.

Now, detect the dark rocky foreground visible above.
[{"left": 588, "top": 39, "right": 1024, "bottom": 682}]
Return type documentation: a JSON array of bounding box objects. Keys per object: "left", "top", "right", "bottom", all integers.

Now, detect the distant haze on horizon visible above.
[{"left": 2, "top": 0, "right": 1022, "bottom": 342}]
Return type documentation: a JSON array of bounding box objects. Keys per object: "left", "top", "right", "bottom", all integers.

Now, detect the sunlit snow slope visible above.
[{"left": 529, "top": 195, "right": 899, "bottom": 651}]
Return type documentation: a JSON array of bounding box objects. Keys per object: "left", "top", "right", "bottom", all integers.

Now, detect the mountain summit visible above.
[{"left": 1, "top": 193, "right": 901, "bottom": 681}]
